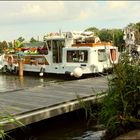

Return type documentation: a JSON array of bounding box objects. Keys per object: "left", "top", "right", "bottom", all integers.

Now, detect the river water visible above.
[
  {"left": 0, "top": 73, "right": 105, "bottom": 140},
  {"left": 0, "top": 73, "right": 64, "bottom": 93}
]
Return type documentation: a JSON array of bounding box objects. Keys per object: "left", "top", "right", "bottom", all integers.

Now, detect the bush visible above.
[{"left": 99, "top": 53, "right": 140, "bottom": 140}]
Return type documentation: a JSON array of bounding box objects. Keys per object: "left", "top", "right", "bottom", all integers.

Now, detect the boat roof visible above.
[{"left": 44, "top": 32, "right": 65, "bottom": 40}]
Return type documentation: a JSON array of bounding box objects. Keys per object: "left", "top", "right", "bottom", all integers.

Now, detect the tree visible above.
[
  {"left": 98, "top": 29, "right": 113, "bottom": 42},
  {"left": 134, "top": 22, "right": 140, "bottom": 44},
  {"left": 17, "top": 37, "right": 25, "bottom": 43},
  {"left": 1, "top": 41, "right": 8, "bottom": 53},
  {"left": 112, "top": 29, "right": 124, "bottom": 52},
  {"left": 84, "top": 27, "right": 124, "bottom": 51},
  {"left": 0, "top": 42, "right": 4, "bottom": 53},
  {"left": 84, "top": 27, "right": 100, "bottom": 36},
  {"left": 30, "top": 37, "right": 39, "bottom": 43},
  {"left": 8, "top": 42, "right": 13, "bottom": 48}
]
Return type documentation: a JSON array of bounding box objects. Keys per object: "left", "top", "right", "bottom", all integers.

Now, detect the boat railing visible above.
[{"left": 72, "top": 42, "right": 113, "bottom": 47}]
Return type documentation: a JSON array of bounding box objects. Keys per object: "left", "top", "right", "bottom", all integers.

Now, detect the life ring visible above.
[
  {"left": 7, "top": 55, "right": 14, "bottom": 65},
  {"left": 110, "top": 49, "right": 116, "bottom": 63},
  {"left": 35, "top": 60, "right": 38, "bottom": 65}
]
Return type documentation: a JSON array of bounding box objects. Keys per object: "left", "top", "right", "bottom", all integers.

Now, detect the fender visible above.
[{"left": 39, "top": 67, "right": 45, "bottom": 76}]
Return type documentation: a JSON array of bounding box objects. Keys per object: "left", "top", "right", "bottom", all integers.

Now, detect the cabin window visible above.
[
  {"left": 98, "top": 49, "right": 107, "bottom": 62},
  {"left": 67, "top": 50, "right": 88, "bottom": 63},
  {"left": 52, "top": 40, "right": 65, "bottom": 48}
]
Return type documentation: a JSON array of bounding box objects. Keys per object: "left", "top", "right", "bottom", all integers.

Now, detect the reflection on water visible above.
[
  {"left": 0, "top": 73, "right": 64, "bottom": 93},
  {"left": 73, "top": 130, "right": 105, "bottom": 140},
  {"left": 19, "top": 76, "right": 24, "bottom": 88},
  {"left": 0, "top": 72, "right": 100, "bottom": 93}
]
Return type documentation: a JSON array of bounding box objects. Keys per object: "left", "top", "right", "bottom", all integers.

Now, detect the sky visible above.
[{"left": 0, "top": 1, "right": 140, "bottom": 42}]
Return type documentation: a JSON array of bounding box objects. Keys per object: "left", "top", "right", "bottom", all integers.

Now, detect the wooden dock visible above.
[{"left": 0, "top": 76, "right": 108, "bottom": 131}]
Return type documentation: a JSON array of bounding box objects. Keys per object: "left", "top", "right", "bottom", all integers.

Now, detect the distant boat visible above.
[{"left": 0, "top": 31, "right": 119, "bottom": 78}]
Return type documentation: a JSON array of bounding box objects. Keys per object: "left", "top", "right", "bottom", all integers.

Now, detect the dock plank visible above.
[{"left": 0, "top": 76, "right": 108, "bottom": 114}]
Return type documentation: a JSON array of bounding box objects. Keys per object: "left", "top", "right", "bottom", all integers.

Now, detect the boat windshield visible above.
[
  {"left": 52, "top": 39, "right": 65, "bottom": 63},
  {"left": 67, "top": 50, "right": 88, "bottom": 63}
]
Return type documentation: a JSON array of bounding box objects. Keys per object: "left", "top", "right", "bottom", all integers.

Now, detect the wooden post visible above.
[{"left": 18, "top": 59, "right": 23, "bottom": 76}]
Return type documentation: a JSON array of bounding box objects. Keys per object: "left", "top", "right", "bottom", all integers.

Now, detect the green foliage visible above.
[
  {"left": 0, "top": 41, "right": 8, "bottom": 54},
  {"left": 135, "top": 22, "right": 140, "bottom": 32},
  {"left": 1, "top": 41, "right": 8, "bottom": 49},
  {"left": 98, "top": 29, "right": 113, "bottom": 42},
  {"left": 76, "top": 92, "right": 104, "bottom": 127},
  {"left": 99, "top": 53, "right": 140, "bottom": 139},
  {"left": 0, "top": 41, "right": 13, "bottom": 54},
  {"left": 84, "top": 27, "right": 100, "bottom": 36},
  {"left": 17, "top": 37, "right": 25, "bottom": 43},
  {"left": 77, "top": 95, "right": 93, "bottom": 121},
  {"left": 0, "top": 112, "right": 25, "bottom": 140},
  {"left": 30, "top": 37, "right": 39, "bottom": 43},
  {"left": 84, "top": 27, "right": 124, "bottom": 51},
  {"left": 13, "top": 37, "right": 25, "bottom": 49},
  {"left": 15, "top": 40, "right": 23, "bottom": 48},
  {"left": 113, "top": 29, "right": 124, "bottom": 52},
  {"left": 8, "top": 42, "right": 13, "bottom": 48},
  {"left": 0, "top": 42, "right": 4, "bottom": 54}
]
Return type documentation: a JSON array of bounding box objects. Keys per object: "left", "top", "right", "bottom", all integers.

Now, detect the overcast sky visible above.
[{"left": 0, "top": 1, "right": 140, "bottom": 42}]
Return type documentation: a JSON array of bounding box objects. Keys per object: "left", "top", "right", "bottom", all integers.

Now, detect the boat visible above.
[{"left": 1, "top": 31, "right": 119, "bottom": 78}]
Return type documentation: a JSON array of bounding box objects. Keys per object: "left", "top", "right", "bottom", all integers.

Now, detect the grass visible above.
[{"left": 0, "top": 111, "right": 25, "bottom": 140}]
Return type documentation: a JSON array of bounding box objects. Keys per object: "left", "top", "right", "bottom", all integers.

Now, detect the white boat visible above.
[{"left": 1, "top": 31, "right": 118, "bottom": 78}]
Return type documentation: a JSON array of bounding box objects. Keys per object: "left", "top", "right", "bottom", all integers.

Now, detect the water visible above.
[
  {"left": 0, "top": 72, "right": 100, "bottom": 93},
  {"left": 0, "top": 73, "right": 105, "bottom": 140},
  {"left": 0, "top": 73, "right": 64, "bottom": 93},
  {"left": 7, "top": 110, "right": 105, "bottom": 140}
]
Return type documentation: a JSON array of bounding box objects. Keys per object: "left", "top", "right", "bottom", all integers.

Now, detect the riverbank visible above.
[{"left": 114, "top": 129, "right": 140, "bottom": 140}]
